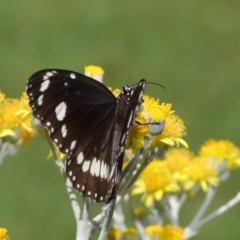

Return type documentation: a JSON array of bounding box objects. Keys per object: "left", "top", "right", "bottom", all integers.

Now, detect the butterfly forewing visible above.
[{"left": 26, "top": 69, "right": 145, "bottom": 203}]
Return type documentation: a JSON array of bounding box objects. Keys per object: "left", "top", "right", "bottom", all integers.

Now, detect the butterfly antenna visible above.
[
  {"left": 131, "top": 80, "right": 166, "bottom": 89},
  {"left": 145, "top": 81, "right": 166, "bottom": 89}
]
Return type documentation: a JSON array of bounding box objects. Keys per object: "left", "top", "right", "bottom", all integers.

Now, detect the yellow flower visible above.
[
  {"left": 15, "top": 92, "right": 36, "bottom": 143},
  {"left": 123, "top": 228, "right": 138, "bottom": 239},
  {"left": 165, "top": 148, "right": 193, "bottom": 183},
  {"left": 126, "top": 96, "right": 169, "bottom": 151},
  {"left": 132, "top": 161, "right": 180, "bottom": 207},
  {"left": 145, "top": 225, "right": 162, "bottom": 238},
  {"left": 84, "top": 65, "right": 104, "bottom": 82},
  {"left": 107, "top": 229, "right": 122, "bottom": 240},
  {"left": 0, "top": 91, "right": 36, "bottom": 144},
  {"left": 152, "top": 114, "right": 188, "bottom": 148},
  {"left": 145, "top": 225, "right": 185, "bottom": 240},
  {"left": 200, "top": 139, "right": 240, "bottom": 170},
  {"left": 160, "top": 225, "right": 185, "bottom": 240},
  {"left": 0, "top": 227, "right": 9, "bottom": 240},
  {"left": 142, "top": 96, "right": 171, "bottom": 123},
  {"left": 184, "top": 156, "right": 220, "bottom": 192}
]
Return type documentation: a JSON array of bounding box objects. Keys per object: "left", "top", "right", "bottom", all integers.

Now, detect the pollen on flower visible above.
[
  {"left": 199, "top": 139, "right": 240, "bottom": 170},
  {"left": 184, "top": 156, "right": 220, "bottom": 192},
  {"left": 84, "top": 65, "right": 104, "bottom": 82},
  {"left": 132, "top": 161, "right": 180, "bottom": 207}
]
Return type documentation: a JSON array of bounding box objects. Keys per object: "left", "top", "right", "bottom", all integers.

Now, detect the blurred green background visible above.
[{"left": 0, "top": 0, "right": 240, "bottom": 239}]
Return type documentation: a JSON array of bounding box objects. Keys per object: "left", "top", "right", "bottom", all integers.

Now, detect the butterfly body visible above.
[{"left": 26, "top": 69, "right": 145, "bottom": 203}]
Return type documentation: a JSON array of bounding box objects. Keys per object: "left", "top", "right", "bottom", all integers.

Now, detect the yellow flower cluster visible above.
[
  {"left": 132, "top": 139, "right": 240, "bottom": 206},
  {"left": 108, "top": 225, "right": 185, "bottom": 240},
  {"left": 200, "top": 139, "right": 240, "bottom": 170},
  {"left": 0, "top": 91, "right": 36, "bottom": 145}
]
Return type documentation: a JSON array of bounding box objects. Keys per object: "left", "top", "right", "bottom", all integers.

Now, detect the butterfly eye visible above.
[{"left": 26, "top": 69, "right": 145, "bottom": 203}]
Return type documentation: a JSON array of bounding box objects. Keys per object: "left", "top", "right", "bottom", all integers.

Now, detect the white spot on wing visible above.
[
  {"left": 82, "top": 160, "right": 90, "bottom": 172},
  {"left": 70, "top": 73, "right": 76, "bottom": 79},
  {"left": 77, "top": 152, "right": 84, "bottom": 164},
  {"left": 121, "top": 133, "right": 126, "bottom": 144},
  {"left": 55, "top": 102, "right": 67, "bottom": 121},
  {"left": 109, "top": 164, "right": 115, "bottom": 179},
  {"left": 38, "top": 94, "right": 44, "bottom": 106},
  {"left": 70, "top": 140, "right": 76, "bottom": 150},
  {"left": 46, "top": 71, "right": 54, "bottom": 77},
  {"left": 40, "top": 80, "right": 50, "bottom": 92},
  {"left": 95, "top": 160, "right": 101, "bottom": 176},
  {"left": 90, "top": 158, "right": 97, "bottom": 176},
  {"left": 127, "top": 110, "right": 133, "bottom": 128},
  {"left": 61, "top": 124, "right": 67, "bottom": 137},
  {"left": 100, "top": 161, "right": 107, "bottom": 179},
  {"left": 138, "top": 90, "right": 143, "bottom": 103},
  {"left": 67, "top": 159, "right": 72, "bottom": 166}
]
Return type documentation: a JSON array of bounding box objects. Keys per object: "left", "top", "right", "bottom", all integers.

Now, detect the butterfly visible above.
[{"left": 26, "top": 69, "right": 145, "bottom": 203}]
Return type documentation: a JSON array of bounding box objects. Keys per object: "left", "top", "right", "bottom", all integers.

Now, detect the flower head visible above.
[
  {"left": 151, "top": 114, "right": 188, "bottom": 148},
  {"left": 165, "top": 148, "right": 193, "bottom": 183},
  {"left": 132, "top": 161, "right": 180, "bottom": 207},
  {"left": 0, "top": 227, "right": 9, "bottom": 240},
  {"left": 0, "top": 91, "right": 36, "bottom": 144},
  {"left": 184, "top": 156, "right": 220, "bottom": 192},
  {"left": 145, "top": 225, "right": 185, "bottom": 240},
  {"left": 145, "top": 225, "right": 162, "bottom": 238},
  {"left": 200, "top": 139, "right": 240, "bottom": 170},
  {"left": 160, "top": 225, "right": 185, "bottom": 240},
  {"left": 84, "top": 65, "right": 104, "bottom": 82},
  {"left": 107, "top": 229, "right": 122, "bottom": 240},
  {"left": 123, "top": 228, "right": 138, "bottom": 240}
]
